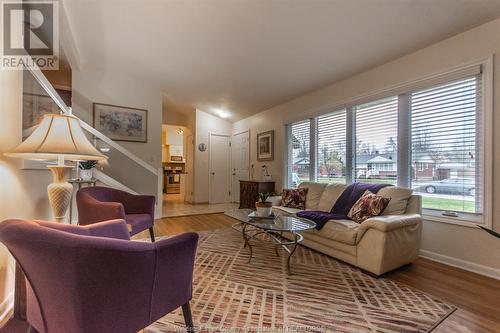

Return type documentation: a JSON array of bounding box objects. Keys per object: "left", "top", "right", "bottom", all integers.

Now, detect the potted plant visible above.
[
  {"left": 255, "top": 192, "right": 273, "bottom": 217},
  {"left": 79, "top": 160, "right": 98, "bottom": 181}
]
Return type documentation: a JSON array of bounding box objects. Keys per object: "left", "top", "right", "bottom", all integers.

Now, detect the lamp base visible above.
[{"left": 47, "top": 166, "right": 73, "bottom": 223}]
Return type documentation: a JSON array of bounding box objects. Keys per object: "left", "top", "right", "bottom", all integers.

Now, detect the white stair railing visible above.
[
  {"left": 27, "top": 66, "right": 158, "bottom": 177},
  {"left": 26, "top": 65, "right": 163, "bottom": 217}
]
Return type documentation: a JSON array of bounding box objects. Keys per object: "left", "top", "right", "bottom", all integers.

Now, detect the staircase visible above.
[{"left": 28, "top": 66, "right": 163, "bottom": 218}]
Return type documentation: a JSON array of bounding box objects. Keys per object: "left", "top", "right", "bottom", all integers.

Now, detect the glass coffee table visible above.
[{"left": 225, "top": 209, "right": 316, "bottom": 274}]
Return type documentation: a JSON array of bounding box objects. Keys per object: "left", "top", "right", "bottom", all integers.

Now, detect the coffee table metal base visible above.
[{"left": 232, "top": 222, "right": 303, "bottom": 275}]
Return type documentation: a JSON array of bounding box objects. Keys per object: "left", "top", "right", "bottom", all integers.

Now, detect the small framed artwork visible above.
[
  {"left": 22, "top": 93, "right": 59, "bottom": 139},
  {"left": 257, "top": 130, "right": 274, "bottom": 161},
  {"left": 93, "top": 103, "right": 148, "bottom": 143}
]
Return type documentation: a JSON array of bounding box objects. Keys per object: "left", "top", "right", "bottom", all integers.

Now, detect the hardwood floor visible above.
[
  {"left": 4, "top": 214, "right": 498, "bottom": 332},
  {"left": 386, "top": 258, "right": 500, "bottom": 332},
  {"left": 162, "top": 194, "right": 238, "bottom": 218},
  {"left": 135, "top": 213, "right": 500, "bottom": 333},
  {"left": 134, "top": 213, "right": 234, "bottom": 238}
]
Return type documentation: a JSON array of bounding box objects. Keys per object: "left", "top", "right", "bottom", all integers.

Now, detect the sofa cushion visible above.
[
  {"left": 282, "top": 188, "right": 308, "bottom": 209},
  {"left": 348, "top": 190, "right": 390, "bottom": 223},
  {"left": 298, "top": 182, "right": 327, "bottom": 210},
  {"left": 378, "top": 186, "right": 413, "bottom": 215},
  {"left": 317, "top": 183, "right": 347, "bottom": 212},
  {"left": 307, "top": 219, "right": 360, "bottom": 245},
  {"left": 272, "top": 206, "right": 302, "bottom": 216}
]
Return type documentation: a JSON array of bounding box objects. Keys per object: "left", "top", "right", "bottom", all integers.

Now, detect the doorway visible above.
[
  {"left": 231, "top": 130, "right": 250, "bottom": 203},
  {"left": 209, "top": 133, "right": 231, "bottom": 204}
]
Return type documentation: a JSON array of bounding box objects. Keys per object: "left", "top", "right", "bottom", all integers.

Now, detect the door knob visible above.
[{"left": 211, "top": 172, "right": 215, "bottom": 175}]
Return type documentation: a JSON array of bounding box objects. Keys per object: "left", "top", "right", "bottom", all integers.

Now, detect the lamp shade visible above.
[{"left": 5, "top": 114, "right": 107, "bottom": 161}]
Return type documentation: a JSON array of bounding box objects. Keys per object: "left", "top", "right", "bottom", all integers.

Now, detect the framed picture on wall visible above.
[
  {"left": 22, "top": 93, "right": 59, "bottom": 139},
  {"left": 257, "top": 130, "right": 274, "bottom": 161},
  {"left": 93, "top": 103, "right": 148, "bottom": 143}
]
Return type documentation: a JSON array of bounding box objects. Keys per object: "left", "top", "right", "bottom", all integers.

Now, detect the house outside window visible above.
[{"left": 286, "top": 62, "right": 491, "bottom": 226}]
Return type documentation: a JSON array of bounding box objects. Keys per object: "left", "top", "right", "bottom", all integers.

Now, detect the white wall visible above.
[
  {"left": 193, "top": 109, "right": 232, "bottom": 203},
  {"left": 72, "top": 69, "right": 162, "bottom": 167},
  {"left": 162, "top": 95, "right": 196, "bottom": 128},
  {"left": 72, "top": 69, "right": 163, "bottom": 197},
  {"left": 165, "top": 125, "right": 184, "bottom": 147},
  {"left": 0, "top": 70, "right": 55, "bottom": 324},
  {"left": 234, "top": 18, "right": 500, "bottom": 276},
  {"left": 162, "top": 125, "right": 188, "bottom": 162}
]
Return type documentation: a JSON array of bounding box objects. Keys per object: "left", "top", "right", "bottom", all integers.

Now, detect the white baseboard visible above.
[{"left": 419, "top": 249, "right": 500, "bottom": 281}]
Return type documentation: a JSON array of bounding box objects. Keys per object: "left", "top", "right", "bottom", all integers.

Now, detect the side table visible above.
[{"left": 68, "top": 178, "right": 97, "bottom": 224}]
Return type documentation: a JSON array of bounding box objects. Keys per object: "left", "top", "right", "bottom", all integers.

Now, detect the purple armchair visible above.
[
  {"left": 76, "top": 186, "right": 156, "bottom": 242},
  {"left": 0, "top": 219, "right": 198, "bottom": 333}
]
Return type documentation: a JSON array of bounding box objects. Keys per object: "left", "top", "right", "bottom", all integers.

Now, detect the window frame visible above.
[{"left": 285, "top": 57, "right": 493, "bottom": 228}]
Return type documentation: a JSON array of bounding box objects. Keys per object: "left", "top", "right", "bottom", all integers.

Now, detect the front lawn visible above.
[{"left": 422, "top": 196, "right": 475, "bottom": 213}]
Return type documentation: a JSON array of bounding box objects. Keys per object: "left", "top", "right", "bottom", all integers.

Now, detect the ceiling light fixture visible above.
[{"left": 216, "top": 109, "right": 230, "bottom": 119}]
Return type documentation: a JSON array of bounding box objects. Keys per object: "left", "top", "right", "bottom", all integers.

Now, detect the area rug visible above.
[{"left": 146, "top": 228, "right": 455, "bottom": 333}]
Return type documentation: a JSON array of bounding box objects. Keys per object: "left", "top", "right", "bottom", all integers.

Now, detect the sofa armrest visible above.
[
  {"left": 359, "top": 214, "right": 422, "bottom": 233},
  {"left": 35, "top": 219, "right": 131, "bottom": 240},
  {"left": 85, "top": 219, "right": 131, "bottom": 240},
  {"left": 268, "top": 196, "right": 282, "bottom": 207},
  {"left": 356, "top": 216, "right": 422, "bottom": 275}
]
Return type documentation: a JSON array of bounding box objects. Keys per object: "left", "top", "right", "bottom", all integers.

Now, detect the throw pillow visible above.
[
  {"left": 348, "top": 190, "right": 390, "bottom": 223},
  {"left": 377, "top": 186, "right": 413, "bottom": 215},
  {"left": 282, "top": 188, "right": 308, "bottom": 210}
]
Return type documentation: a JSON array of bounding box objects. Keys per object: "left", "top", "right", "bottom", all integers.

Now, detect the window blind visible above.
[
  {"left": 288, "top": 120, "right": 311, "bottom": 187},
  {"left": 410, "top": 76, "right": 482, "bottom": 214},
  {"left": 285, "top": 65, "right": 487, "bottom": 223},
  {"left": 317, "top": 110, "right": 346, "bottom": 183},
  {"left": 354, "top": 96, "right": 398, "bottom": 182}
]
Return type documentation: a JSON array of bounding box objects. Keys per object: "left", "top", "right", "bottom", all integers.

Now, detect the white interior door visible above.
[
  {"left": 231, "top": 130, "right": 250, "bottom": 203},
  {"left": 209, "top": 134, "right": 231, "bottom": 204}
]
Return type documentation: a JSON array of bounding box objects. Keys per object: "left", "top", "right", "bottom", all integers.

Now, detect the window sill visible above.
[{"left": 422, "top": 210, "right": 486, "bottom": 228}]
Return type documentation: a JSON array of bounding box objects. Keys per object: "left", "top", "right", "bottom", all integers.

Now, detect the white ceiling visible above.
[{"left": 63, "top": 0, "right": 500, "bottom": 121}]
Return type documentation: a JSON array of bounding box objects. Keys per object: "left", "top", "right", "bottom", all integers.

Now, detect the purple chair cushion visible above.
[
  {"left": 76, "top": 186, "right": 155, "bottom": 236},
  {"left": 126, "top": 214, "right": 154, "bottom": 235},
  {"left": 0, "top": 219, "right": 198, "bottom": 333}
]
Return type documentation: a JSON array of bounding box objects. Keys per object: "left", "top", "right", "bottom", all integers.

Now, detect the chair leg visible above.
[
  {"left": 149, "top": 227, "right": 155, "bottom": 243},
  {"left": 182, "top": 302, "right": 195, "bottom": 333}
]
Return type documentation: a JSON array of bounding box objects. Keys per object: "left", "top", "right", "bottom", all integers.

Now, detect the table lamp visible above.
[{"left": 5, "top": 113, "right": 107, "bottom": 222}]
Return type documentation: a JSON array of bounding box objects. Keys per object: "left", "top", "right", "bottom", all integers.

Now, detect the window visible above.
[
  {"left": 287, "top": 120, "right": 311, "bottom": 188},
  {"left": 285, "top": 63, "right": 489, "bottom": 225},
  {"left": 410, "top": 76, "right": 481, "bottom": 214},
  {"left": 317, "top": 110, "right": 346, "bottom": 184},
  {"left": 354, "top": 97, "right": 398, "bottom": 184}
]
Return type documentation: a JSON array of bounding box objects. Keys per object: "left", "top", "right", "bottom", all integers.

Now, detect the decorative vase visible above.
[
  {"left": 255, "top": 201, "right": 272, "bottom": 217},
  {"left": 80, "top": 169, "right": 93, "bottom": 181},
  {"left": 47, "top": 166, "right": 74, "bottom": 222}
]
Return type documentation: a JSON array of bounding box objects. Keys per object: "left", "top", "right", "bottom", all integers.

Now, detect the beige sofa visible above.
[{"left": 273, "top": 182, "right": 422, "bottom": 276}]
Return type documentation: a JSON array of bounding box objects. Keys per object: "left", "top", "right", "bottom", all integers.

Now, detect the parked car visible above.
[{"left": 417, "top": 178, "right": 475, "bottom": 196}]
